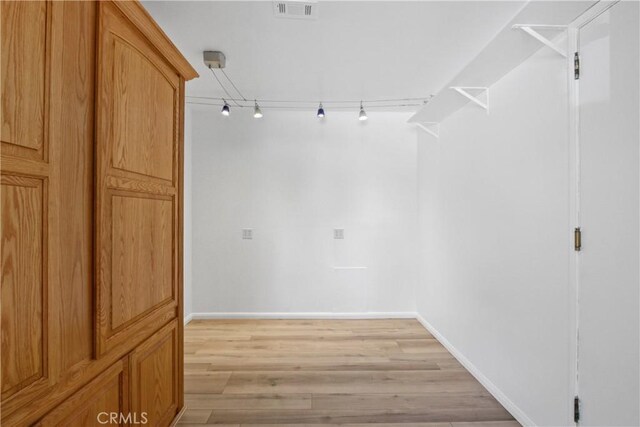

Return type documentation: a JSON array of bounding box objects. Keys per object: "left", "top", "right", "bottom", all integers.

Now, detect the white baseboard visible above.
[
  {"left": 414, "top": 313, "right": 535, "bottom": 427},
  {"left": 183, "top": 312, "right": 194, "bottom": 326},
  {"left": 189, "top": 311, "right": 417, "bottom": 320}
]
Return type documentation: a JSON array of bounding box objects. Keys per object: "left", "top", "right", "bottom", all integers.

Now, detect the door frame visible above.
[{"left": 567, "top": 2, "right": 624, "bottom": 425}]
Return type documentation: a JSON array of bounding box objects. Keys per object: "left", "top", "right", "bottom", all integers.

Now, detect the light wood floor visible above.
[{"left": 179, "top": 319, "right": 519, "bottom": 426}]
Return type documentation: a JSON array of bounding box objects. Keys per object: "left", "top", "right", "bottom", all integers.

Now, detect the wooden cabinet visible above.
[
  {"left": 35, "top": 359, "right": 129, "bottom": 427},
  {"left": 0, "top": 1, "right": 197, "bottom": 425},
  {"left": 130, "top": 321, "right": 180, "bottom": 426}
]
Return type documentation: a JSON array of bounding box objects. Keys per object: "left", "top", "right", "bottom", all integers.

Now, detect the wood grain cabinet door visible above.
[
  {"left": 0, "top": 175, "right": 48, "bottom": 400},
  {"left": 95, "top": 1, "right": 181, "bottom": 357},
  {"left": 1, "top": 0, "right": 48, "bottom": 161},
  {"left": 35, "top": 359, "right": 129, "bottom": 427},
  {"left": 130, "top": 320, "right": 179, "bottom": 426},
  {"left": 1, "top": 0, "right": 51, "bottom": 404}
]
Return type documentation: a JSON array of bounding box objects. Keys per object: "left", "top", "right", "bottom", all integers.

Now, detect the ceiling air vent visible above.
[{"left": 273, "top": 1, "right": 318, "bottom": 20}]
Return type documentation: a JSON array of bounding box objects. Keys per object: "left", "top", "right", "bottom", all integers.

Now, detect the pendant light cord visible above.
[
  {"left": 220, "top": 68, "right": 249, "bottom": 102},
  {"left": 209, "top": 68, "right": 242, "bottom": 107}
]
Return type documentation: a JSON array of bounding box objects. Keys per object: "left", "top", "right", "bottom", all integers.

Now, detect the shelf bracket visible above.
[
  {"left": 416, "top": 122, "right": 440, "bottom": 138},
  {"left": 512, "top": 24, "right": 568, "bottom": 57},
  {"left": 449, "top": 87, "right": 488, "bottom": 111}
]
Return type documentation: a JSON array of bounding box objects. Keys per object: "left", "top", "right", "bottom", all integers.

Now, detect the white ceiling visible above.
[{"left": 143, "top": 1, "right": 526, "bottom": 110}]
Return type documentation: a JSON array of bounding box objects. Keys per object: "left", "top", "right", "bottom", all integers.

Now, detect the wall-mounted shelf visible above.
[
  {"left": 450, "top": 87, "right": 489, "bottom": 111},
  {"left": 512, "top": 24, "right": 568, "bottom": 57},
  {"left": 410, "top": 1, "right": 596, "bottom": 128},
  {"left": 416, "top": 122, "right": 440, "bottom": 138}
]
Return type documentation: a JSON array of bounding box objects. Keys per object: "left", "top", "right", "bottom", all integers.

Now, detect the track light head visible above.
[
  {"left": 358, "top": 102, "right": 367, "bottom": 121},
  {"left": 221, "top": 100, "right": 230, "bottom": 116},
  {"left": 253, "top": 101, "right": 263, "bottom": 118},
  {"left": 317, "top": 103, "right": 325, "bottom": 118}
]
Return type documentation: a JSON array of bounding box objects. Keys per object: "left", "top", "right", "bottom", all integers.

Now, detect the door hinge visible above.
[
  {"left": 574, "top": 227, "right": 582, "bottom": 251},
  {"left": 574, "top": 396, "right": 580, "bottom": 423},
  {"left": 574, "top": 52, "right": 580, "bottom": 80}
]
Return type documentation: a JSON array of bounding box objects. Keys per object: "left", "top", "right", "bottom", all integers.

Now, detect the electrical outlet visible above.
[
  {"left": 242, "top": 229, "right": 253, "bottom": 240},
  {"left": 333, "top": 228, "right": 344, "bottom": 239}
]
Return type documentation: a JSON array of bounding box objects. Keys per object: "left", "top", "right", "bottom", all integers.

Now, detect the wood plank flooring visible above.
[{"left": 179, "top": 319, "right": 519, "bottom": 426}]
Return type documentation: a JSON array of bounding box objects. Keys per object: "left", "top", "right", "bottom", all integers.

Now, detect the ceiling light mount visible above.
[{"left": 204, "top": 51, "right": 226, "bottom": 69}]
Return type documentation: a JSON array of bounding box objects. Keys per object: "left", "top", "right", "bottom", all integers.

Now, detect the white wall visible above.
[
  {"left": 183, "top": 107, "right": 193, "bottom": 321},
  {"left": 191, "top": 110, "right": 418, "bottom": 315},
  {"left": 416, "top": 47, "right": 571, "bottom": 426}
]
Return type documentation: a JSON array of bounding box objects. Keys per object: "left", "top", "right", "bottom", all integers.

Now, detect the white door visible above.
[{"left": 577, "top": 2, "right": 639, "bottom": 425}]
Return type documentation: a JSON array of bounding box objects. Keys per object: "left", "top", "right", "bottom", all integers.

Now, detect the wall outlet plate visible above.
[{"left": 334, "top": 229, "right": 344, "bottom": 239}]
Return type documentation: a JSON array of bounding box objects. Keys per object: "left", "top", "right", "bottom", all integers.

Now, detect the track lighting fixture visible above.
[
  {"left": 202, "top": 56, "right": 433, "bottom": 122},
  {"left": 358, "top": 102, "right": 368, "bottom": 121},
  {"left": 253, "top": 101, "right": 263, "bottom": 118}
]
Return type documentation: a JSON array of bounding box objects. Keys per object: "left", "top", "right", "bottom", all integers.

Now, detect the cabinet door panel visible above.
[
  {"left": 112, "top": 38, "right": 175, "bottom": 182},
  {"left": 35, "top": 359, "right": 129, "bottom": 427},
  {"left": 1, "top": 175, "right": 47, "bottom": 399},
  {"left": 98, "top": 2, "right": 179, "bottom": 187},
  {"left": 111, "top": 193, "right": 173, "bottom": 330},
  {"left": 96, "top": 1, "right": 180, "bottom": 356},
  {"left": 0, "top": 0, "right": 48, "bottom": 160},
  {"left": 130, "top": 321, "right": 179, "bottom": 426}
]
